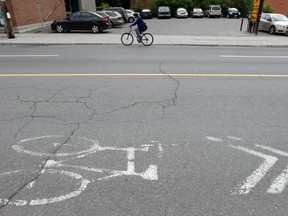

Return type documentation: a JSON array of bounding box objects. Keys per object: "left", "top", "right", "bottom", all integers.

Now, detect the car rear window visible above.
[{"left": 212, "top": 6, "right": 221, "bottom": 10}]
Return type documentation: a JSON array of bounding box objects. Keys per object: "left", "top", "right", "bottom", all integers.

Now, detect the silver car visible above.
[
  {"left": 191, "top": 8, "right": 203, "bottom": 18},
  {"left": 96, "top": 11, "right": 124, "bottom": 28},
  {"left": 258, "top": 13, "right": 288, "bottom": 35}
]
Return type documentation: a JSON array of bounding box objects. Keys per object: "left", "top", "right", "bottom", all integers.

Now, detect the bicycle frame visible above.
[{"left": 121, "top": 27, "right": 154, "bottom": 46}]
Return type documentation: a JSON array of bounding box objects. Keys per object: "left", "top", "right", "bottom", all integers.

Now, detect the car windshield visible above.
[
  {"left": 212, "top": 6, "right": 221, "bottom": 10},
  {"left": 194, "top": 9, "right": 202, "bottom": 12},
  {"left": 159, "top": 7, "right": 169, "bottom": 12},
  {"left": 271, "top": 14, "right": 288, "bottom": 21},
  {"left": 96, "top": 12, "right": 107, "bottom": 17},
  {"left": 90, "top": 12, "right": 102, "bottom": 18},
  {"left": 229, "top": 8, "right": 238, "bottom": 12}
]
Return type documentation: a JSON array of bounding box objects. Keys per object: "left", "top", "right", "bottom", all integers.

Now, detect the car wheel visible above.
[
  {"left": 55, "top": 24, "right": 64, "bottom": 33},
  {"left": 91, "top": 25, "right": 100, "bottom": 33},
  {"left": 128, "top": 17, "right": 134, "bottom": 23},
  {"left": 269, "top": 26, "right": 275, "bottom": 35}
]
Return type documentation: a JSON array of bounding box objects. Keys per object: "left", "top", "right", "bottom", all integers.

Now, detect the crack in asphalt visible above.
[
  {"left": 0, "top": 72, "right": 180, "bottom": 208},
  {"left": 0, "top": 125, "right": 80, "bottom": 209}
]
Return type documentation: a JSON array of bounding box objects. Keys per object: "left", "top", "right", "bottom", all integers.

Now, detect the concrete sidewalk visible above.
[{"left": 0, "top": 32, "right": 288, "bottom": 47}]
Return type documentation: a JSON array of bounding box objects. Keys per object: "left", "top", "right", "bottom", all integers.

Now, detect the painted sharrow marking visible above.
[
  {"left": 230, "top": 145, "right": 278, "bottom": 195},
  {"left": 256, "top": 145, "right": 288, "bottom": 194}
]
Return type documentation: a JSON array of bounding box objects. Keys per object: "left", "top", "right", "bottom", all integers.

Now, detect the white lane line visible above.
[
  {"left": 230, "top": 145, "right": 278, "bottom": 194},
  {"left": 228, "top": 136, "right": 243, "bottom": 141},
  {"left": 220, "top": 55, "right": 288, "bottom": 59},
  {"left": 0, "top": 55, "right": 59, "bottom": 57},
  {"left": 206, "top": 136, "right": 223, "bottom": 142}
]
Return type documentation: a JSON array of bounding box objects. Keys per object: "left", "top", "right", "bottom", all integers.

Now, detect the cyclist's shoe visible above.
[{"left": 137, "top": 37, "right": 142, "bottom": 43}]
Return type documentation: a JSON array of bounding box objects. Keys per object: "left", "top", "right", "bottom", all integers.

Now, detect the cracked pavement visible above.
[
  {"left": 0, "top": 70, "right": 180, "bottom": 211},
  {"left": 1, "top": 44, "right": 288, "bottom": 216}
]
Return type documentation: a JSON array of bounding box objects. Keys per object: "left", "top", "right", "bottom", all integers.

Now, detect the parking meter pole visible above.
[
  {"left": 0, "top": 0, "right": 15, "bottom": 39},
  {"left": 247, "top": 11, "right": 252, "bottom": 32},
  {"left": 255, "top": 0, "right": 264, "bottom": 35}
]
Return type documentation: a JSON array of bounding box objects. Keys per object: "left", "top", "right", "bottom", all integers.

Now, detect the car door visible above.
[
  {"left": 78, "top": 12, "right": 94, "bottom": 30},
  {"left": 64, "top": 12, "right": 81, "bottom": 30},
  {"left": 262, "top": 14, "right": 272, "bottom": 31}
]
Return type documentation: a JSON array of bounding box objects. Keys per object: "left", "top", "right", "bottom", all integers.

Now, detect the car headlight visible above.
[{"left": 277, "top": 25, "right": 285, "bottom": 28}]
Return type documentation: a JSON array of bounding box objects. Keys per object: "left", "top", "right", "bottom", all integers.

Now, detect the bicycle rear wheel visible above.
[
  {"left": 141, "top": 33, "right": 154, "bottom": 46},
  {"left": 121, "top": 33, "right": 133, "bottom": 46}
]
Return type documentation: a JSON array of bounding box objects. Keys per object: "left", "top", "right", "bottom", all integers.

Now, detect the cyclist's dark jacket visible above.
[{"left": 130, "top": 16, "right": 145, "bottom": 31}]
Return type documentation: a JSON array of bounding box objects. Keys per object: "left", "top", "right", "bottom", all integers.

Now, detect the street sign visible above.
[{"left": 251, "top": 0, "right": 260, "bottom": 22}]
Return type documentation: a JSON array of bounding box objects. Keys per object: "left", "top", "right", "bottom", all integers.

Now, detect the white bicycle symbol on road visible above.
[{"left": 0, "top": 135, "right": 172, "bottom": 206}]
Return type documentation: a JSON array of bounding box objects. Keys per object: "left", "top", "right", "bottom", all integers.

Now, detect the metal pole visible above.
[
  {"left": 255, "top": 0, "right": 265, "bottom": 35},
  {"left": 36, "top": 0, "right": 43, "bottom": 26},
  {"left": 0, "top": 0, "right": 15, "bottom": 39}
]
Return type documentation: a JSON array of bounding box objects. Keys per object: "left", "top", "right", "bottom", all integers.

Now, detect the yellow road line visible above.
[{"left": 1, "top": 74, "right": 288, "bottom": 77}]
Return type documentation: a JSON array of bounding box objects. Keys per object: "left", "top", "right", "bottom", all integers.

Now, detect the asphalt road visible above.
[{"left": 0, "top": 44, "right": 288, "bottom": 216}]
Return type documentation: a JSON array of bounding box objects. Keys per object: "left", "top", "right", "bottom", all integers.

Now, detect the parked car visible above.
[
  {"left": 176, "top": 8, "right": 188, "bottom": 18},
  {"left": 157, "top": 6, "right": 171, "bottom": 19},
  {"left": 51, "top": 11, "right": 111, "bottom": 33},
  {"left": 204, "top": 5, "right": 222, "bottom": 18},
  {"left": 105, "top": 7, "right": 128, "bottom": 22},
  {"left": 222, "top": 7, "right": 240, "bottom": 18},
  {"left": 101, "top": 11, "right": 124, "bottom": 27},
  {"left": 140, "top": 9, "right": 152, "bottom": 19},
  {"left": 125, "top": 9, "right": 135, "bottom": 22},
  {"left": 191, "top": 8, "right": 203, "bottom": 18},
  {"left": 258, "top": 13, "right": 288, "bottom": 35}
]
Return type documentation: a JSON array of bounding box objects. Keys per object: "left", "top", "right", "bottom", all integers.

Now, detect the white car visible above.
[
  {"left": 125, "top": 9, "right": 135, "bottom": 23},
  {"left": 176, "top": 8, "right": 188, "bottom": 18},
  {"left": 258, "top": 13, "right": 288, "bottom": 35}
]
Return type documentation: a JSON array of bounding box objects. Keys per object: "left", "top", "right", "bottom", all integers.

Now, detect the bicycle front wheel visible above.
[
  {"left": 141, "top": 33, "right": 154, "bottom": 46},
  {"left": 121, "top": 33, "right": 133, "bottom": 46}
]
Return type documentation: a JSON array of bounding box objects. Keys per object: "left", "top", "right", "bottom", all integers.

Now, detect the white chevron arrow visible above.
[
  {"left": 256, "top": 145, "right": 288, "bottom": 194},
  {"left": 230, "top": 145, "right": 278, "bottom": 194},
  {"left": 206, "top": 136, "right": 288, "bottom": 194}
]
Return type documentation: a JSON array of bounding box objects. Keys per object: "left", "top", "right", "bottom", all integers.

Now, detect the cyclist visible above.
[{"left": 129, "top": 12, "right": 146, "bottom": 42}]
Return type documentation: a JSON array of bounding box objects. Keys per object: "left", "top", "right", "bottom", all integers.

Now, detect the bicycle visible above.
[
  {"left": 0, "top": 135, "right": 172, "bottom": 206},
  {"left": 121, "top": 27, "right": 154, "bottom": 46}
]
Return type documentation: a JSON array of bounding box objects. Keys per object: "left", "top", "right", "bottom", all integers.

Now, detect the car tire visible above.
[
  {"left": 91, "top": 25, "right": 100, "bottom": 33},
  {"left": 269, "top": 26, "right": 275, "bottom": 35},
  {"left": 55, "top": 24, "right": 64, "bottom": 33},
  {"left": 128, "top": 17, "right": 134, "bottom": 23}
]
